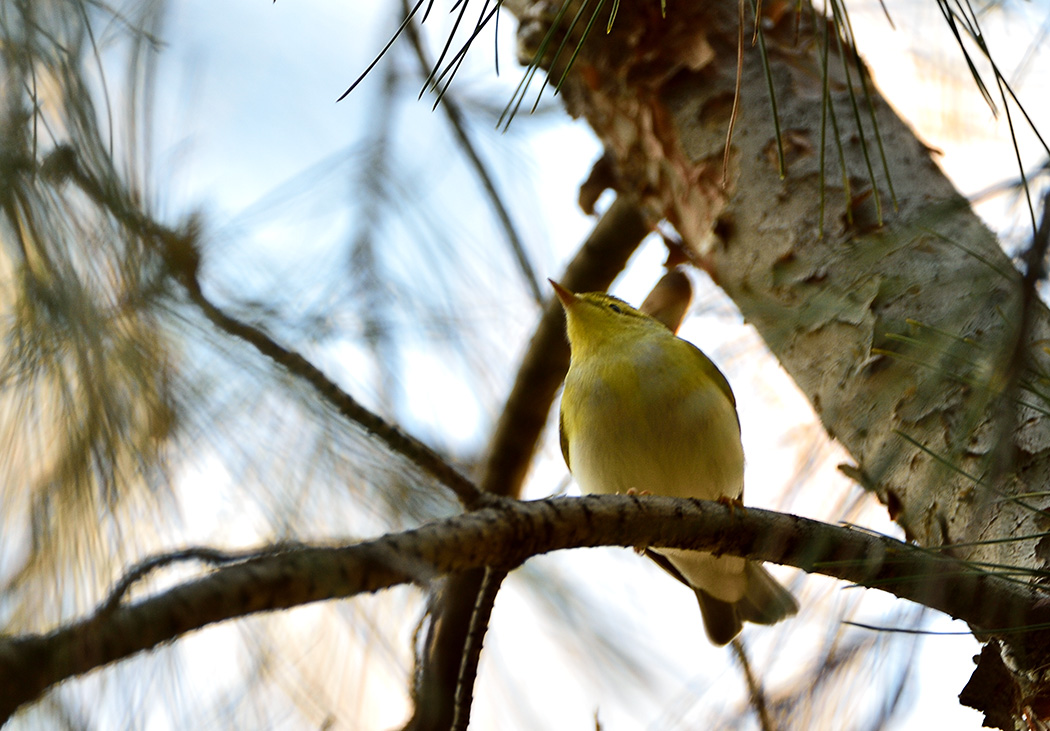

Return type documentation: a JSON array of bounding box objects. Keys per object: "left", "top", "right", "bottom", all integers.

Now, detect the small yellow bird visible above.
[{"left": 552, "top": 280, "right": 797, "bottom": 645}]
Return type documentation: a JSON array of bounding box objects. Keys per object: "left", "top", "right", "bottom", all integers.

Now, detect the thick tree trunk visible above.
[{"left": 523, "top": 0, "right": 1050, "bottom": 726}]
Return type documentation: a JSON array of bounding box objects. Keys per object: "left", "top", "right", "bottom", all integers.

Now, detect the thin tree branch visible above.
[
  {"left": 98, "top": 545, "right": 300, "bottom": 615},
  {"left": 4, "top": 494, "right": 1048, "bottom": 724},
  {"left": 450, "top": 567, "right": 507, "bottom": 731},
  {"left": 184, "top": 284, "right": 490, "bottom": 511}
]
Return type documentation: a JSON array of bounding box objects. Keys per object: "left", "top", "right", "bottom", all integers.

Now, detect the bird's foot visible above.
[{"left": 717, "top": 495, "right": 746, "bottom": 514}]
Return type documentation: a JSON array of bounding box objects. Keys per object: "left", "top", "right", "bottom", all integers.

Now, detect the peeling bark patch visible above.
[
  {"left": 778, "top": 129, "right": 816, "bottom": 169},
  {"left": 1035, "top": 534, "right": 1050, "bottom": 564},
  {"left": 697, "top": 91, "right": 735, "bottom": 127},
  {"left": 936, "top": 511, "right": 951, "bottom": 548},
  {"left": 712, "top": 213, "right": 734, "bottom": 246},
  {"left": 844, "top": 189, "right": 883, "bottom": 234},
  {"left": 763, "top": 138, "right": 783, "bottom": 171},
  {"left": 885, "top": 488, "right": 903, "bottom": 522},
  {"left": 785, "top": 277, "right": 880, "bottom": 335}
]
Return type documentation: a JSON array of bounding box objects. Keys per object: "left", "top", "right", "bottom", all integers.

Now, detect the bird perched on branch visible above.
[{"left": 552, "top": 279, "right": 797, "bottom": 645}]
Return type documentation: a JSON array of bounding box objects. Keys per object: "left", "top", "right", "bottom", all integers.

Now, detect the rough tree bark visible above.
[{"left": 508, "top": 0, "right": 1050, "bottom": 726}]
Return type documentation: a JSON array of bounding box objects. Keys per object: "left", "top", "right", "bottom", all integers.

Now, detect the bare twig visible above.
[
  {"left": 731, "top": 638, "right": 773, "bottom": 731},
  {"left": 97, "top": 543, "right": 305, "bottom": 615},
  {"left": 450, "top": 567, "right": 509, "bottom": 731}
]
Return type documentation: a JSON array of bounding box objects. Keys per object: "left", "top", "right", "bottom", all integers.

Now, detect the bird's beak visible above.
[{"left": 549, "top": 279, "right": 576, "bottom": 308}]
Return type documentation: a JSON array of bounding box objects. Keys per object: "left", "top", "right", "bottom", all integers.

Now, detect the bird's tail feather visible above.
[{"left": 695, "top": 562, "right": 797, "bottom": 645}]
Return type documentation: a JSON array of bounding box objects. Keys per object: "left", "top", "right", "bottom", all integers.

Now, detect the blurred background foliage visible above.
[{"left": 1, "top": 0, "right": 1048, "bottom": 728}]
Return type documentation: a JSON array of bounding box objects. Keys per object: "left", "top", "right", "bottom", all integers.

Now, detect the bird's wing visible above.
[
  {"left": 644, "top": 548, "right": 693, "bottom": 588},
  {"left": 558, "top": 407, "right": 571, "bottom": 470},
  {"left": 685, "top": 341, "right": 736, "bottom": 408}
]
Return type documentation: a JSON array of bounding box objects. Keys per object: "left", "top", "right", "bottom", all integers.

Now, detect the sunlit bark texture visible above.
[{"left": 512, "top": 0, "right": 1050, "bottom": 726}]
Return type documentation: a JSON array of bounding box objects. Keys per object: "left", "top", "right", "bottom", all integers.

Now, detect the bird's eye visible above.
[{"left": 608, "top": 303, "right": 622, "bottom": 314}]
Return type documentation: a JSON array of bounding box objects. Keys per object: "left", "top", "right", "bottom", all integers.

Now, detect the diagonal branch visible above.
[
  {"left": 185, "top": 286, "right": 489, "bottom": 510},
  {"left": 3, "top": 493, "right": 1047, "bottom": 724}
]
